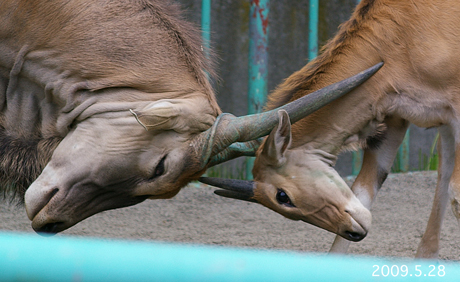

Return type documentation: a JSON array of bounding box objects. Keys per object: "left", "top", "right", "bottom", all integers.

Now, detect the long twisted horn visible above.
[{"left": 193, "top": 62, "right": 383, "bottom": 168}]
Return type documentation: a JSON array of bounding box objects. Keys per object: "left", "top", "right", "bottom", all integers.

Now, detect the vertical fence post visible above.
[
  {"left": 246, "top": 0, "right": 270, "bottom": 179},
  {"left": 201, "top": 0, "right": 211, "bottom": 60},
  {"left": 201, "top": 0, "right": 211, "bottom": 177},
  {"left": 308, "top": 0, "right": 318, "bottom": 61},
  {"left": 399, "top": 129, "right": 410, "bottom": 172},
  {"left": 351, "top": 150, "right": 363, "bottom": 175}
]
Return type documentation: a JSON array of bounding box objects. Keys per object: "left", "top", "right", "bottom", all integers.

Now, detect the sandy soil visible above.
[{"left": 1, "top": 171, "right": 459, "bottom": 261}]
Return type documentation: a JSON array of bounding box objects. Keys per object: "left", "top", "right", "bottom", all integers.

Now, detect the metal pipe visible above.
[
  {"left": 308, "top": 0, "right": 319, "bottom": 60},
  {"left": 351, "top": 150, "right": 362, "bottom": 175},
  {"left": 201, "top": 0, "right": 211, "bottom": 178},
  {"left": 0, "top": 232, "right": 457, "bottom": 282},
  {"left": 201, "top": 0, "right": 211, "bottom": 59},
  {"left": 399, "top": 129, "right": 410, "bottom": 172},
  {"left": 247, "top": 0, "right": 270, "bottom": 179}
]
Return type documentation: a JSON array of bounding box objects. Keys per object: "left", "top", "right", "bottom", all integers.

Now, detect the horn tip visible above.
[
  {"left": 214, "top": 189, "right": 258, "bottom": 203},
  {"left": 198, "top": 177, "right": 214, "bottom": 186}
]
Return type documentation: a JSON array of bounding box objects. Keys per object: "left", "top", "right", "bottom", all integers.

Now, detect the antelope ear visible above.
[
  {"left": 261, "top": 110, "right": 292, "bottom": 166},
  {"left": 132, "top": 98, "right": 215, "bottom": 133}
]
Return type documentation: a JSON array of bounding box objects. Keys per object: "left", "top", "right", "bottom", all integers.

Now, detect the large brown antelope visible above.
[
  {"left": 200, "top": 0, "right": 460, "bottom": 258},
  {"left": 0, "top": 0, "right": 380, "bottom": 234}
]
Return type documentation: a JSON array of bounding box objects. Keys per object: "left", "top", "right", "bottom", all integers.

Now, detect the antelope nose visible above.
[
  {"left": 25, "top": 187, "right": 59, "bottom": 220},
  {"left": 342, "top": 216, "right": 368, "bottom": 242},
  {"left": 342, "top": 200, "right": 372, "bottom": 242},
  {"left": 345, "top": 198, "right": 372, "bottom": 231},
  {"left": 344, "top": 230, "right": 367, "bottom": 242},
  {"left": 33, "top": 222, "right": 63, "bottom": 235}
]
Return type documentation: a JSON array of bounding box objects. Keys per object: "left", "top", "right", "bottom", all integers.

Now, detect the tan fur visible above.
[
  {"left": 253, "top": 0, "right": 460, "bottom": 257},
  {"left": 266, "top": 0, "right": 459, "bottom": 152}
]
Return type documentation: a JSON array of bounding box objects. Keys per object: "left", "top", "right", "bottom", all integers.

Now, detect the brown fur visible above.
[
  {"left": 0, "top": 130, "right": 61, "bottom": 203},
  {"left": 0, "top": 0, "right": 218, "bottom": 203},
  {"left": 253, "top": 0, "right": 460, "bottom": 258},
  {"left": 264, "top": 0, "right": 453, "bottom": 152},
  {"left": 2, "top": 0, "right": 217, "bottom": 95}
]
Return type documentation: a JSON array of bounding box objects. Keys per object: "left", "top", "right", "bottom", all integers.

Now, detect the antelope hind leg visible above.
[{"left": 415, "top": 126, "right": 452, "bottom": 258}]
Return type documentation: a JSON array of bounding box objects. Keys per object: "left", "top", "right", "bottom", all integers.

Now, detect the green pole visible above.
[
  {"left": 201, "top": 0, "right": 211, "bottom": 177},
  {"left": 246, "top": 0, "right": 270, "bottom": 179},
  {"left": 308, "top": 0, "right": 319, "bottom": 60},
  {"left": 352, "top": 151, "right": 363, "bottom": 175},
  {"left": 201, "top": 0, "right": 211, "bottom": 59},
  {"left": 399, "top": 129, "right": 410, "bottom": 172}
]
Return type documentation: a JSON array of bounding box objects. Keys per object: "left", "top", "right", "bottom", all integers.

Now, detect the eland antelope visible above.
[{"left": 201, "top": 0, "right": 460, "bottom": 258}]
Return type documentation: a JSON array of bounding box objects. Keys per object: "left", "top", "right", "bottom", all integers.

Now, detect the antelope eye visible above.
[
  {"left": 276, "top": 189, "right": 295, "bottom": 207},
  {"left": 150, "top": 155, "right": 166, "bottom": 180}
]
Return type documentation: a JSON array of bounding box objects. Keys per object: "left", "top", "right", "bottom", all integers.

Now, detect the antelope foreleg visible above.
[{"left": 329, "top": 117, "right": 408, "bottom": 254}]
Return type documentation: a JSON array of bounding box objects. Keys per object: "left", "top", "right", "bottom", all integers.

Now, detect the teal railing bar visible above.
[
  {"left": 201, "top": 0, "right": 211, "bottom": 59},
  {"left": 1, "top": 232, "right": 458, "bottom": 282},
  {"left": 398, "top": 129, "right": 410, "bottom": 172},
  {"left": 351, "top": 150, "right": 363, "bottom": 175},
  {"left": 246, "top": 0, "right": 270, "bottom": 179},
  {"left": 201, "top": 0, "right": 211, "bottom": 177},
  {"left": 308, "top": 0, "right": 319, "bottom": 60}
]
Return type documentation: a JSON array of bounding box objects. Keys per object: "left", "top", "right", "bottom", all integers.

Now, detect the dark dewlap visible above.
[
  {"left": 0, "top": 128, "right": 61, "bottom": 203},
  {"left": 365, "top": 128, "right": 386, "bottom": 150}
]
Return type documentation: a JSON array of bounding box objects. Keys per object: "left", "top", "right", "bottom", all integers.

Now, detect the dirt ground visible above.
[{"left": 1, "top": 171, "right": 459, "bottom": 261}]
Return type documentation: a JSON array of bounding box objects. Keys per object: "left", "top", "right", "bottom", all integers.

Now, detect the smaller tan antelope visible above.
[{"left": 201, "top": 0, "right": 460, "bottom": 258}]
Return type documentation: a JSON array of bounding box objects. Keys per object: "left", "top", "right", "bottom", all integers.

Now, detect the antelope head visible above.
[{"left": 199, "top": 63, "right": 383, "bottom": 242}]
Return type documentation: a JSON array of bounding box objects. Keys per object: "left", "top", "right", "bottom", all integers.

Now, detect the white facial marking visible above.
[{"left": 353, "top": 185, "right": 373, "bottom": 209}]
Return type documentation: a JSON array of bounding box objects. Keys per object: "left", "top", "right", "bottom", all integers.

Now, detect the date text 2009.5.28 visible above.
[{"left": 372, "top": 264, "right": 445, "bottom": 277}]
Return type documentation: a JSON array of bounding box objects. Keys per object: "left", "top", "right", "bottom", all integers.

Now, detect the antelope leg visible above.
[
  {"left": 329, "top": 117, "right": 409, "bottom": 253},
  {"left": 415, "top": 126, "right": 452, "bottom": 258}
]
